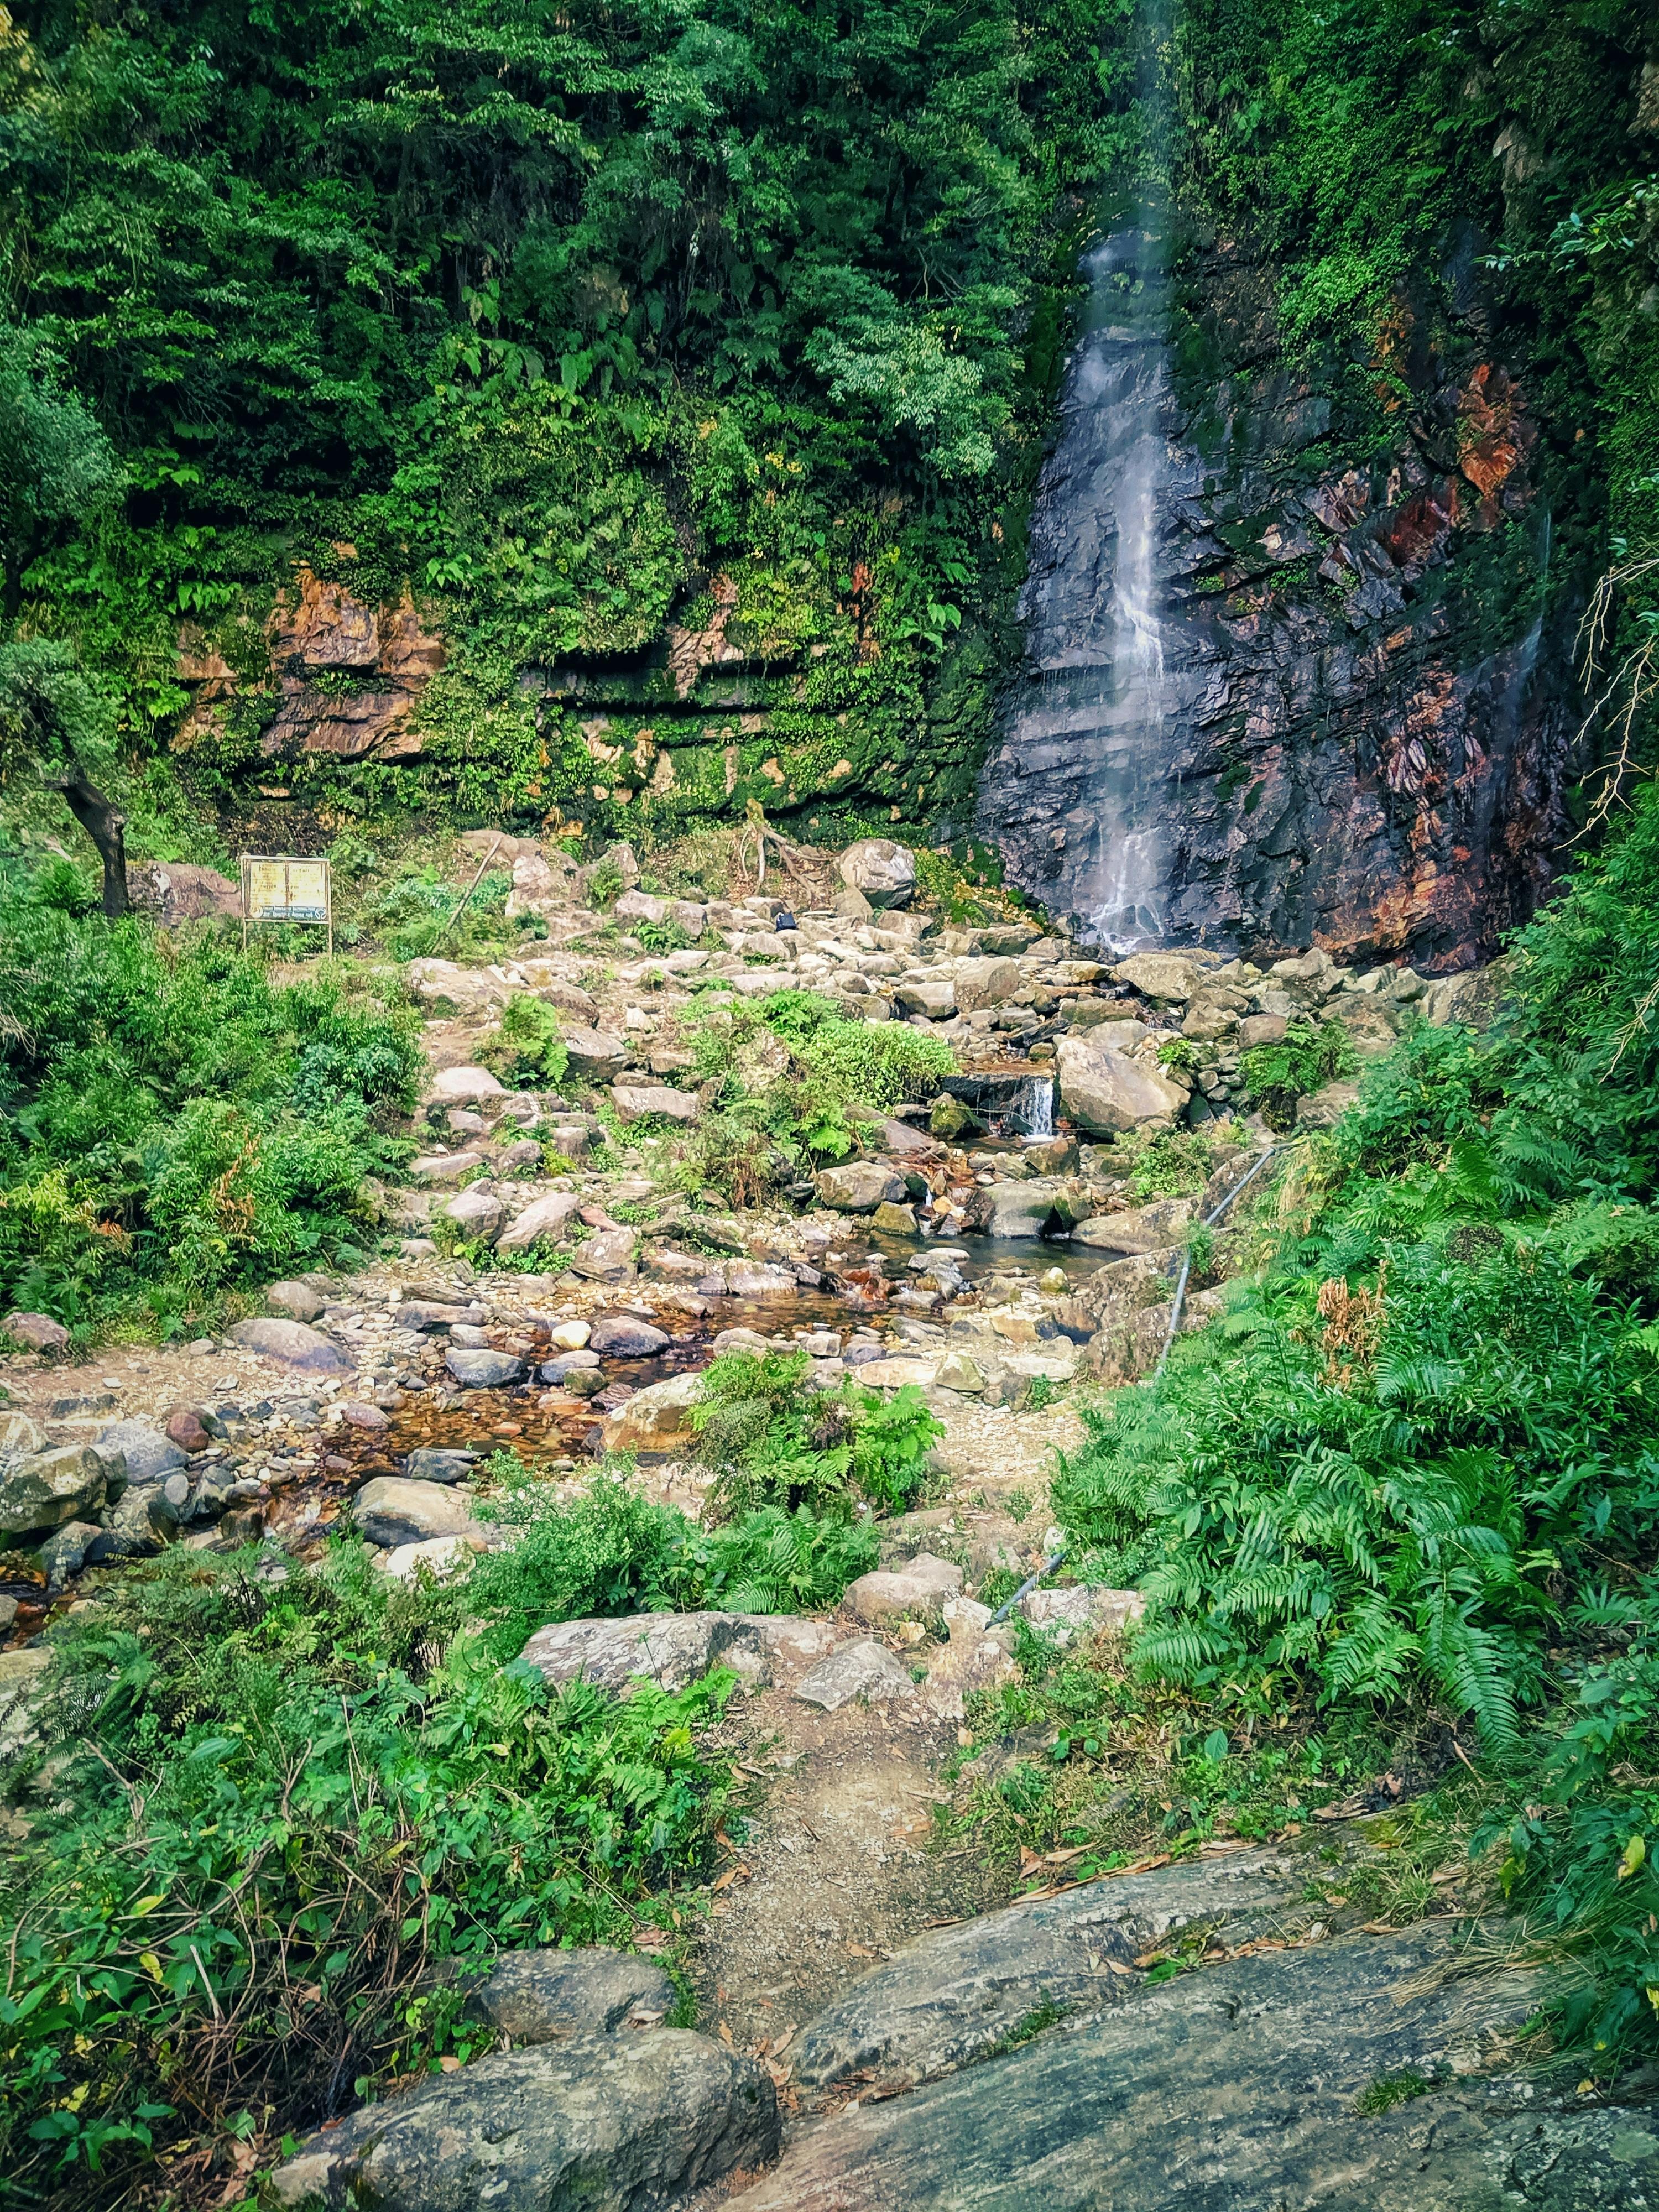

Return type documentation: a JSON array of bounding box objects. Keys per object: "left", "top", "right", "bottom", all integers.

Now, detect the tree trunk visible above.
[{"left": 55, "top": 775, "right": 128, "bottom": 917}]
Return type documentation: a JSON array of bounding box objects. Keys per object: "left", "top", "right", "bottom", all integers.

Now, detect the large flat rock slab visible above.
[
  {"left": 724, "top": 1930, "right": 1608, "bottom": 2211},
  {"left": 273, "top": 2027, "right": 778, "bottom": 2211},
  {"left": 792, "top": 1847, "right": 1306, "bottom": 2088}
]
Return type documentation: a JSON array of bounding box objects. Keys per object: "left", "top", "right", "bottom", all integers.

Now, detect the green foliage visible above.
[
  {"left": 0, "top": 1542, "right": 733, "bottom": 2196},
  {"left": 687, "top": 1348, "right": 941, "bottom": 1517},
  {"left": 674, "top": 990, "right": 955, "bottom": 1203},
  {"left": 477, "top": 996, "right": 571, "bottom": 1090},
  {"left": 0, "top": 0, "right": 1142, "bottom": 833},
  {"left": 463, "top": 1467, "right": 880, "bottom": 1660},
  {"left": 1239, "top": 1018, "right": 1355, "bottom": 1131},
  {"left": 0, "top": 885, "right": 419, "bottom": 1324}
]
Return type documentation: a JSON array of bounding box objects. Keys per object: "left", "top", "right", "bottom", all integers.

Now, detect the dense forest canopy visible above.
[{"left": 0, "top": 0, "right": 1647, "bottom": 858}]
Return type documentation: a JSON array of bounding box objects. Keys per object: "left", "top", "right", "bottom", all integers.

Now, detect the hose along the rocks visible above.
[{"left": 990, "top": 1139, "right": 1294, "bottom": 1625}]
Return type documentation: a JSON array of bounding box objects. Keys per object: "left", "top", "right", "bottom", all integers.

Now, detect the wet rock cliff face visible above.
[{"left": 979, "top": 230, "right": 1580, "bottom": 973}]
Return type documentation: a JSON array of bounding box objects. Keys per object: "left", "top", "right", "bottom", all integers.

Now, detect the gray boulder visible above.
[
  {"left": 445, "top": 1346, "right": 525, "bottom": 1389},
  {"left": 3, "top": 1310, "right": 69, "bottom": 1354},
  {"left": 352, "top": 1478, "right": 482, "bottom": 1549},
  {"left": 265, "top": 1278, "right": 325, "bottom": 1322},
  {"left": 587, "top": 1316, "right": 670, "bottom": 1358},
  {"left": 1070, "top": 1197, "right": 1194, "bottom": 1254},
  {"left": 1296, "top": 1078, "right": 1363, "bottom": 1129},
  {"left": 794, "top": 1848, "right": 1307, "bottom": 2088},
  {"left": 459, "top": 1948, "right": 675, "bottom": 2043},
  {"left": 445, "top": 1187, "right": 507, "bottom": 1244},
  {"left": 497, "top": 1192, "right": 583, "bottom": 1254},
  {"left": 0, "top": 1445, "right": 107, "bottom": 1538},
  {"left": 403, "top": 1448, "right": 478, "bottom": 1484},
  {"left": 570, "top": 1227, "right": 638, "bottom": 1282},
  {"left": 560, "top": 1025, "right": 630, "bottom": 1079},
  {"left": 817, "top": 1161, "right": 906, "bottom": 1213},
  {"left": 228, "top": 1317, "right": 351, "bottom": 1373},
  {"left": 521, "top": 1611, "right": 773, "bottom": 1695},
  {"left": 95, "top": 1420, "right": 185, "bottom": 1484},
  {"left": 612, "top": 1083, "right": 700, "bottom": 1125},
  {"left": 37, "top": 1517, "right": 102, "bottom": 1589},
  {"left": 271, "top": 2028, "right": 779, "bottom": 2212},
  {"left": 965, "top": 1177, "right": 1068, "bottom": 1239},
  {"left": 794, "top": 1639, "right": 918, "bottom": 1712},
  {"left": 840, "top": 838, "right": 915, "bottom": 910},
  {"left": 952, "top": 956, "right": 1021, "bottom": 1011},
  {"left": 1056, "top": 1036, "right": 1186, "bottom": 1134},
  {"left": 723, "top": 1930, "right": 1567, "bottom": 2212}
]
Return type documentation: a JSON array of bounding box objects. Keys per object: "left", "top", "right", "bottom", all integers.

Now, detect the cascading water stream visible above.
[{"left": 977, "top": 218, "right": 1182, "bottom": 952}]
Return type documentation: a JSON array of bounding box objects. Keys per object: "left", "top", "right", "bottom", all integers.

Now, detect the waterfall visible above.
[{"left": 977, "top": 221, "right": 1180, "bottom": 952}]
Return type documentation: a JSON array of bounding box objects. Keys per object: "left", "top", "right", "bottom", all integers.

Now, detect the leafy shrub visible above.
[
  {"left": 0, "top": 1543, "right": 734, "bottom": 2198},
  {"left": 688, "top": 1349, "right": 942, "bottom": 1518},
  {"left": 1239, "top": 1018, "right": 1357, "bottom": 1130},
  {"left": 477, "top": 995, "right": 571, "bottom": 1088},
  {"left": 464, "top": 1467, "right": 879, "bottom": 1659},
  {"left": 1057, "top": 1232, "right": 1659, "bottom": 1748},
  {"left": 0, "top": 898, "right": 419, "bottom": 1324}
]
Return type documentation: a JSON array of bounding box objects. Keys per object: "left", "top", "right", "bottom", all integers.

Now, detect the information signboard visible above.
[{"left": 240, "top": 855, "right": 333, "bottom": 954}]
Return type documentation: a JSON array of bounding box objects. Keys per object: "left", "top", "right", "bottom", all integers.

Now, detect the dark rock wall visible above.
[{"left": 980, "top": 235, "right": 1583, "bottom": 973}]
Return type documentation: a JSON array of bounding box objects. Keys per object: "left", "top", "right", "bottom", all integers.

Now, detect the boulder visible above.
[
  {"left": 1296, "top": 1078, "right": 1362, "bottom": 1129},
  {"left": 846, "top": 1356, "right": 940, "bottom": 1390},
  {"left": 405, "top": 959, "right": 507, "bottom": 1015},
  {"left": 794, "top": 1638, "right": 919, "bottom": 1711},
  {"left": 588, "top": 1316, "right": 671, "bottom": 1357},
  {"left": 96, "top": 1419, "right": 186, "bottom": 1484},
  {"left": 1070, "top": 1197, "right": 1194, "bottom": 1254},
  {"left": 429, "top": 1065, "right": 507, "bottom": 1104},
  {"left": 1079, "top": 1307, "right": 1177, "bottom": 1386},
  {"left": 840, "top": 838, "right": 915, "bottom": 910},
  {"left": 869, "top": 1201, "right": 917, "bottom": 1234},
  {"left": 817, "top": 1161, "right": 906, "bottom": 1213},
  {"left": 846, "top": 1554, "right": 962, "bottom": 1625},
  {"left": 520, "top": 1610, "right": 773, "bottom": 1694},
  {"left": 1110, "top": 952, "right": 1199, "bottom": 1003},
  {"left": 794, "top": 1848, "right": 1305, "bottom": 2089},
  {"left": 403, "top": 1448, "right": 478, "bottom": 1484},
  {"left": 271, "top": 2031, "right": 779, "bottom": 2212},
  {"left": 725, "top": 1930, "right": 1556, "bottom": 2212},
  {"left": 397, "top": 1298, "right": 486, "bottom": 1330},
  {"left": 459, "top": 1947, "right": 676, "bottom": 2043},
  {"left": 38, "top": 1517, "right": 104, "bottom": 1587},
  {"left": 408, "top": 1150, "right": 488, "bottom": 1184},
  {"left": 725, "top": 1264, "right": 799, "bottom": 1297},
  {"left": 600, "top": 1370, "right": 703, "bottom": 1455},
  {"left": 445, "top": 1346, "right": 525, "bottom": 1389},
  {"left": 165, "top": 1406, "right": 211, "bottom": 1452},
  {"left": 0, "top": 1646, "right": 53, "bottom": 1762},
  {"left": 0, "top": 1446, "right": 107, "bottom": 1538},
  {"left": 264, "top": 1279, "right": 324, "bottom": 1322},
  {"left": 570, "top": 1227, "right": 638, "bottom": 1282},
  {"left": 964, "top": 1176, "right": 1068, "bottom": 1239},
  {"left": 444, "top": 1187, "right": 507, "bottom": 1243},
  {"left": 1056, "top": 1036, "right": 1186, "bottom": 1134},
  {"left": 952, "top": 956, "right": 1022, "bottom": 1012},
  {"left": 560, "top": 1025, "right": 631, "bottom": 1079},
  {"left": 516, "top": 969, "right": 601, "bottom": 1024},
  {"left": 612, "top": 1083, "right": 700, "bottom": 1125},
  {"left": 895, "top": 979, "right": 956, "bottom": 1019},
  {"left": 352, "top": 1477, "right": 482, "bottom": 1549},
  {"left": 3, "top": 1310, "right": 69, "bottom": 1354},
  {"left": 379, "top": 1535, "right": 481, "bottom": 1582},
  {"left": 1238, "top": 1012, "right": 1289, "bottom": 1048},
  {"left": 1022, "top": 1584, "right": 1145, "bottom": 1640},
  {"left": 497, "top": 1191, "right": 584, "bottom": 1253},
  {"left": 933, "top": 1349, "right": 985, "bottom": 1393},
  {"left": 1421, "top": 959, "right": 1511, "bottom": 1031},
  {"left": 228, "top": 1318, "right": 352, "bottom": 1373}
]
